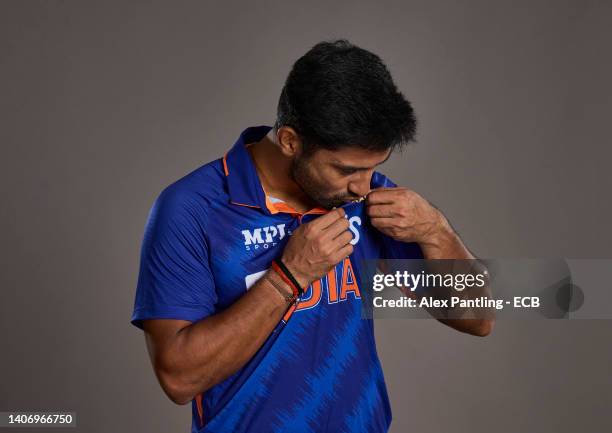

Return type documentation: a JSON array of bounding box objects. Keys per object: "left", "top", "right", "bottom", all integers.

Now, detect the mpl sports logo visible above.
[
  {"left": 242, "top": 223, "right": 288, "bottom": 251},
  {"left": 241, "top": 216, "right": 362, "bottom": 252}
]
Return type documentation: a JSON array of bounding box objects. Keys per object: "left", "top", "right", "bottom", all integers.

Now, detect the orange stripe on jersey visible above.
[
  {"left": 195, "top": 393, "right": 204, "bottom": 427},
  {"left": 282, "top": 302, "right": 298, "bottom": 322},
  {"left": 296, "top": 280, "right": 321, "bottom": 309},
  {"left": 260, "top": 182, "right": 328, "bottom": 216},
  {"left": 222, "top": 151, "right": 230, "bottom": 176},
  {"left": 265, "top": 196, "right": 300, "bottom": 215},
  {"left": 303, "top": 207, "right": 327, "bottom": 215},
  {"left": 230, "top": 200, "right": 261, "bottom": 209},
  {"left": 340, "top": 257, "right": 361, "bottom": 300},
  {"left": 268, "top": 200, "right": 327, "bottom": 215}
]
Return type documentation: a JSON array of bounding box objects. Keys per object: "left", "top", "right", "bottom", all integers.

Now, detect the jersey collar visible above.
[{"left": 223, "top": 125, "right": 328, "bottom": 216}]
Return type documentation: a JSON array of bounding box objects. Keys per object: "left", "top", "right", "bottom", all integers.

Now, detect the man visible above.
[{"left": 131, "top": 39, "right": 493, "bottom": 433}]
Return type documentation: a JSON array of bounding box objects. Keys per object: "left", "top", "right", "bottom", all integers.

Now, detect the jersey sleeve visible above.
[
  {"left": 379, "top": 234, "right": 424, "bottom": 260},
  {"left": 130, "top": 186, "right": 217, "bottom": 330}
]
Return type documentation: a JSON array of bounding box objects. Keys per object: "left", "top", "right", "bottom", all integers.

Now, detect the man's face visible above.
[{"left": 290, "top": 145, "right": 393, "bottom": 209}]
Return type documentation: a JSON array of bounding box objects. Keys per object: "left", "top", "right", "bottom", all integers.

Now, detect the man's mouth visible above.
[{"left": 332, "top": 196, "right": 366, "bottom": 209}]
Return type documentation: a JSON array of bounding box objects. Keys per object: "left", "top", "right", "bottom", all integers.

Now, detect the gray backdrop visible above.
[{"left": 1, "top": 1, "right": 611, "bottom": 432}]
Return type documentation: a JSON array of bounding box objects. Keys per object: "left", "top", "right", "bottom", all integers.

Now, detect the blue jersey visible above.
[{"left": 131, "top": 125, "right": 424, "bottom": 433}]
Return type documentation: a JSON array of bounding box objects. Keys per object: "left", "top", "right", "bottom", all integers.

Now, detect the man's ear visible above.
[{"left": 276, "top": 126, "right": 302, "bottom": 158}]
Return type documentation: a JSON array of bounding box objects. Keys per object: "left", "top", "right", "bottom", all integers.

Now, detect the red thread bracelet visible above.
[{"left": 270, "top": 260, "right": 300, "bottom": 298}]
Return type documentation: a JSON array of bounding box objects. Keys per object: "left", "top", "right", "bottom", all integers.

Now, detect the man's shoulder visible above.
[
  {"left": 152, "top": 158, "right": 227, "bottom": 221},
  {"left": 164, "top": 157, "right": 226, "bottom": 197}
]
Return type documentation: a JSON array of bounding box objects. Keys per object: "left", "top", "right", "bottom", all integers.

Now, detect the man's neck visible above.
[{"left": 246, "top": 131, "right": 317, "bottom": 213}]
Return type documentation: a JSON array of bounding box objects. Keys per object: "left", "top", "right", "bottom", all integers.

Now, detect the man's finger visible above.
[
  {"left": 331, "top": 230, "right": 354, "bottom": 248},
  {"left": 366, "top": 203, "right": 397, "bottom": 218},
  {"left": 370, "top": 216, "right": 395, "bottom": 228},
  {"left": 332, "top": 243, "right": 354, "bottom": 263},
  {"left": 322, "top": 216, "right": 351, "bottom": 241},
  {"left": 310, "top": 207, "right": 345, "bottom": 229},
  {"left": 366, "top": 187, "right": 406, "bottom": 205}
]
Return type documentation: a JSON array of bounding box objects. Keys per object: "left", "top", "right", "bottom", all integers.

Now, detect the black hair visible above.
[{"left": 273, "top": 39, "right": 417, "bottom": 156}]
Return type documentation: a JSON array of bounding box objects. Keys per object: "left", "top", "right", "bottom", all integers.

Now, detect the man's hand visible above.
[
  {"left": 281, "top": 207, "right": 354, "bottom": 288},
  {"left": 365, "top": 187, "right": 448, "bottom": 247},
  {"left": 367, "top": 186, "right": 493, "bottom": 336}
]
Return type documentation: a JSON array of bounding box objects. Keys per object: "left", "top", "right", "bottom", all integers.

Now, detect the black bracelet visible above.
[{"left": 273, "top": 259, "right": 305, "bottom": 297}]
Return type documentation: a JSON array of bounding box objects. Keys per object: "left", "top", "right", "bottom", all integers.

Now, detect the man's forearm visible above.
[
  {"left": 419, "top": 213, "right": 495, "bottom": 336},
  {"left": 155, "top": 269, "right": 293, "bottom": 404},
  {"left": 419, "top": 213, "right": 474, "bottom": 260}
]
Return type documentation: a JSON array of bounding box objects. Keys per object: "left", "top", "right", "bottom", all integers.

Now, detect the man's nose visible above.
[{"left": 348, "top": 172, "right": 372, "bottom": 197}]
